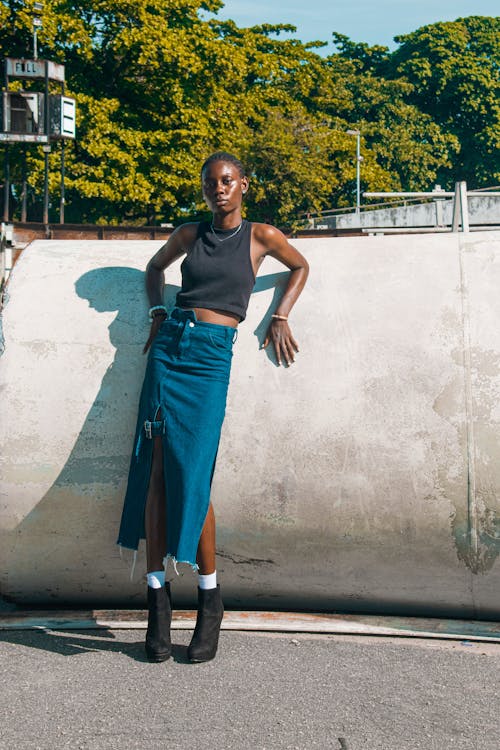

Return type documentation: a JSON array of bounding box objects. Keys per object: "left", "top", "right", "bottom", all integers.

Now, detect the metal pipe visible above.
[
  {"left": 346, "top": 129, "right": 361, "bottom": 215},
  {"left": 42, "top": 62, "right": 50, "bottom": 225},
  {"left": 60, "top": 140, "right": 65, "bottom": 224},
  {"left": 365, "top": 192, "right": 500, "bottom": 198},
  {"left": 21, "top": 146, "right": 27, "bottom": 223},
  {"left": 459, "top": 181, "right": 470, "bottom": 232},
  {"left": 356, "top": 132, "right": 360, "bottom": 215},
  {"left": 3, "top": 145, "right": 9, "bottom": 222},
  {"left": 42, "top": 147, "right": 50, "bottom": 224}
]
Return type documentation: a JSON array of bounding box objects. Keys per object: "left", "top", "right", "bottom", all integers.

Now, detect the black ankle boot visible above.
[
  {"left": 145, "top": 583, "right": 172, "bottom": 663},
  {"left": 188, "top": 585, "right": 224, "bottom": 663}
]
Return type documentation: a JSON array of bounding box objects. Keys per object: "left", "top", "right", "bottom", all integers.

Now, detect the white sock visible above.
[
  {"left": 198, "top": 571, "right": 217, "bottom": 590},
  {"left": 147, "top": 570, "right": 165, "bottom": 589}
]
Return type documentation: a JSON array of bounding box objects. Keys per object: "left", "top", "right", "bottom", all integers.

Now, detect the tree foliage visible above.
[
  {"left": 389, "top": 16, "right": 500, "bottom": 186},
  {"left": 0, "top": 4, "right": 497, "bottom": 225}
]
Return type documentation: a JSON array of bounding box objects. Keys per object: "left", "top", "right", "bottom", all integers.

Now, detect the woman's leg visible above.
[
  {"left": 145, "top": 433, "right": 166, "bottom": 573},
  {"left": 196, "top": 502, "right": 216, "bottom": 575},
  {"left": 189, "top": 502, "right": 224, "bottom": 663},
  {"left": 143, "top": 416, "right": 171, "bottom": 663}
]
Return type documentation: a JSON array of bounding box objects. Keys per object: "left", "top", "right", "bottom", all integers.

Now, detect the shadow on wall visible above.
[
  {"left": 4, "top": 267, "right": 168, "bottom": 604},
  {"left": 4, "top": 265, "right": 290, "bottom": 604}
]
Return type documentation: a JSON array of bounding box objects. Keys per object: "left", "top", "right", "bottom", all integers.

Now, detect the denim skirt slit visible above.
[{"left": 117, "top": 308, "right": 235, "bottom": 570}]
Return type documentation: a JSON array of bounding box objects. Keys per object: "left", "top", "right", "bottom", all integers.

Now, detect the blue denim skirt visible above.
[{"left": 117, "top": 308, "right": 235, "bottom": 569}]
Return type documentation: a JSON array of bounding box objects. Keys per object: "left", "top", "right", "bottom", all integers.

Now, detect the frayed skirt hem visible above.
[{"left": 117, "top": 543, "right": 199, "bottom": 581}]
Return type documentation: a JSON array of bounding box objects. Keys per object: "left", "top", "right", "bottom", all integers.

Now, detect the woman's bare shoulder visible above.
[
  {"left": 147, "top": 222, "right": 201, "bottom": 270},
  {"left": 250, "top": 221, "right": 308, "bottom": 270},
  {"left": 250, "top": 222, "right": 287, "bottom": 250},
  {"left": 173, "top": 221, "right": 201, "bottom": 251}
]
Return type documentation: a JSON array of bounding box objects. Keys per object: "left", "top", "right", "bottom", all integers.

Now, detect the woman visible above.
[{"left": 118, "top": 151, "right": 309, "bottom": 663}]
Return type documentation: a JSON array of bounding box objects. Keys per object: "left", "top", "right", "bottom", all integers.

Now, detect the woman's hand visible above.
[
  {"left": 143, "top": 315, "right": 167, "bottom": 354},
  {"left": 262, "top": 318, "right": 299, "bottom": 366},
  {"left": 251, "top": 224, "right": 308, "bottom": 367}
]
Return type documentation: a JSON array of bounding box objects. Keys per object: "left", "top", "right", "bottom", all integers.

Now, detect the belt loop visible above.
[{"left": 232, "top": 329, "right": 238, "bottom": 344}]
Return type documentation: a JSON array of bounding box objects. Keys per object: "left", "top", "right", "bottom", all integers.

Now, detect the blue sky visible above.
[{"left": 209, "top": 1, "right": 498, "bottom": 52}]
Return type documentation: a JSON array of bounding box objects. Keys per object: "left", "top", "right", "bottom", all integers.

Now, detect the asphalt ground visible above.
[{"left": 0, "top": 627, "right": 498, "bottom": 750}]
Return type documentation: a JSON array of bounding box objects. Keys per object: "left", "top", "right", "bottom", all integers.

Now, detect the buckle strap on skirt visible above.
[{"left": 135, "top": 418, "right": 166, "bottom": 457}]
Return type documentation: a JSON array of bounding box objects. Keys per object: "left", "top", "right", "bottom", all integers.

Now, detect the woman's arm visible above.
[
  {"left": 143, "top": 223, "right": 196, "bottom": 353},
  {"left": 253, "top": 224, "right": 309, "bottom": 366}
]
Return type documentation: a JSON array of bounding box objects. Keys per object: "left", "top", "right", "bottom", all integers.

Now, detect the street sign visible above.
[
  {"left": 5, "top": 58, "right": 65, "bottom": 82},
  {"left": 49, "top": 96, "right": 76, "bottom": 139},
  {"left": 6, "top": 57, "right": 44, "bottom": 78},
  {"left": 61, "top": 97, "right": 75, "bottom": 138},
  {"left": 47, "top": 61, "right": 65, "bottom": 82}
]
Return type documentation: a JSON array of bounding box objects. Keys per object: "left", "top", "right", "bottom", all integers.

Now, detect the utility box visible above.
[
  {"left": 1, "top": 56, "right": 76, "bottom": 223},
  {"left": 0, "top": 91, "right": 76, "bottom": 139},
  {"left": 49, "top": 95, "right": 76, "bottom": 139},
  {"left": 1, "top": 91, "right": 44, "bottom": 134}
]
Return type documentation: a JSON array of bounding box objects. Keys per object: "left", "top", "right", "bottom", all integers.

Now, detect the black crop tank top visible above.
[{"left": 176, "top": 220, "right": 255, "bottom": 321}]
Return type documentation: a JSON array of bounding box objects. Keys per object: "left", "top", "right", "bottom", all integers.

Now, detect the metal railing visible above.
[{"left": 304, "top": 182, "right": 500, "bottom": 232}]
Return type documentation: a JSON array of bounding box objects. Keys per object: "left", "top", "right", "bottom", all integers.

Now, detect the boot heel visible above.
[{"left": 188, "top": 584, "right": 224, "bottom": 663}]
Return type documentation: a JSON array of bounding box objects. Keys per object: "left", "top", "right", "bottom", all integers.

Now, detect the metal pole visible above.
[
  {"left": 43, "top": 146, "right": 50, "bottom": 224},
  {"left": 60, "top": 139, "right": 65, "bottom": 224},
  {"left": 43, "top": 62, "right": 50, "bottom": 225},
  {"left": 3, "top": 145, "right": 9, "bottom": 222},
  {"left": 21, "top": 146, "right": 27, "bottom": 223},
  {"left": 356, "top": 132, "right": 360, "bottom": 215},
  {"left": 451, "top": 182, "right": 460, "bottom": 232},
  {"left": 346, "top": 130, "right": 361, "bottom": 216},
  {"left": 33, "top": 28, "right": 38, "bottom": 60},
  {"left": 459, "top": 181, "right": 469, "bottom": 233},
  {"left": 60, "top": 71, "right": 65, "bottom": 224}
]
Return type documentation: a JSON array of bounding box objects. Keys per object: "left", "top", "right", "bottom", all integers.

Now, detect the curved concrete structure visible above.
[{"left": 1, "top": 233, "right": 499, "bottom": 615}]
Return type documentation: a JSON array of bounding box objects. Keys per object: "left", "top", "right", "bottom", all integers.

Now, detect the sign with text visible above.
[{"left": 5, "top": 58, "right": 65, "bottom": 82}]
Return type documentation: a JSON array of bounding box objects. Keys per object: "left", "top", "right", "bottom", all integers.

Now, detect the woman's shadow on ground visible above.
[{"left": 0, "top": 627, "right": 194, "bottom": 664}]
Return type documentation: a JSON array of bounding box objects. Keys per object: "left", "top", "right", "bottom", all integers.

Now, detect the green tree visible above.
[
  {"left": 329, "top": 34, "right": 460, "bottom": 194},
  {"left": 387, "top": 16, "right": 500, "bottom": 186},
  {"left": 1, "top": 6, "right": 497, "bottom": 224}
]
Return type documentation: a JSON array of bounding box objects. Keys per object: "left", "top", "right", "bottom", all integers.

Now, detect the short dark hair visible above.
[{"left": 201, "top": 151, "right": 246, "bottom": 178}]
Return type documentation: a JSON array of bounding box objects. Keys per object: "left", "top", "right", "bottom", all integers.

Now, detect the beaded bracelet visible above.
[{"left": 148, "top": 305, "right": 168, "bottom": 322}]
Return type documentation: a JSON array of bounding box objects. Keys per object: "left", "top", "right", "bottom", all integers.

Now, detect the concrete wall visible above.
[
  {"left": 1, "top": 233, "right": 500, "bottom": 616},
  {"left": 320, "top": 196, "right": 500, "bottom": 229}
]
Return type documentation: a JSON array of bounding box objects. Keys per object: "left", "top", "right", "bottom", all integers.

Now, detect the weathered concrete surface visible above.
[{"left": 1, "top": 234, "right": 500, "bottom": 614}]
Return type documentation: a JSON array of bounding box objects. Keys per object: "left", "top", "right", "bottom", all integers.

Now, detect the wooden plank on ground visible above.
[{"left": 0, "top": 610, "right": 499, "bottom": 642}]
